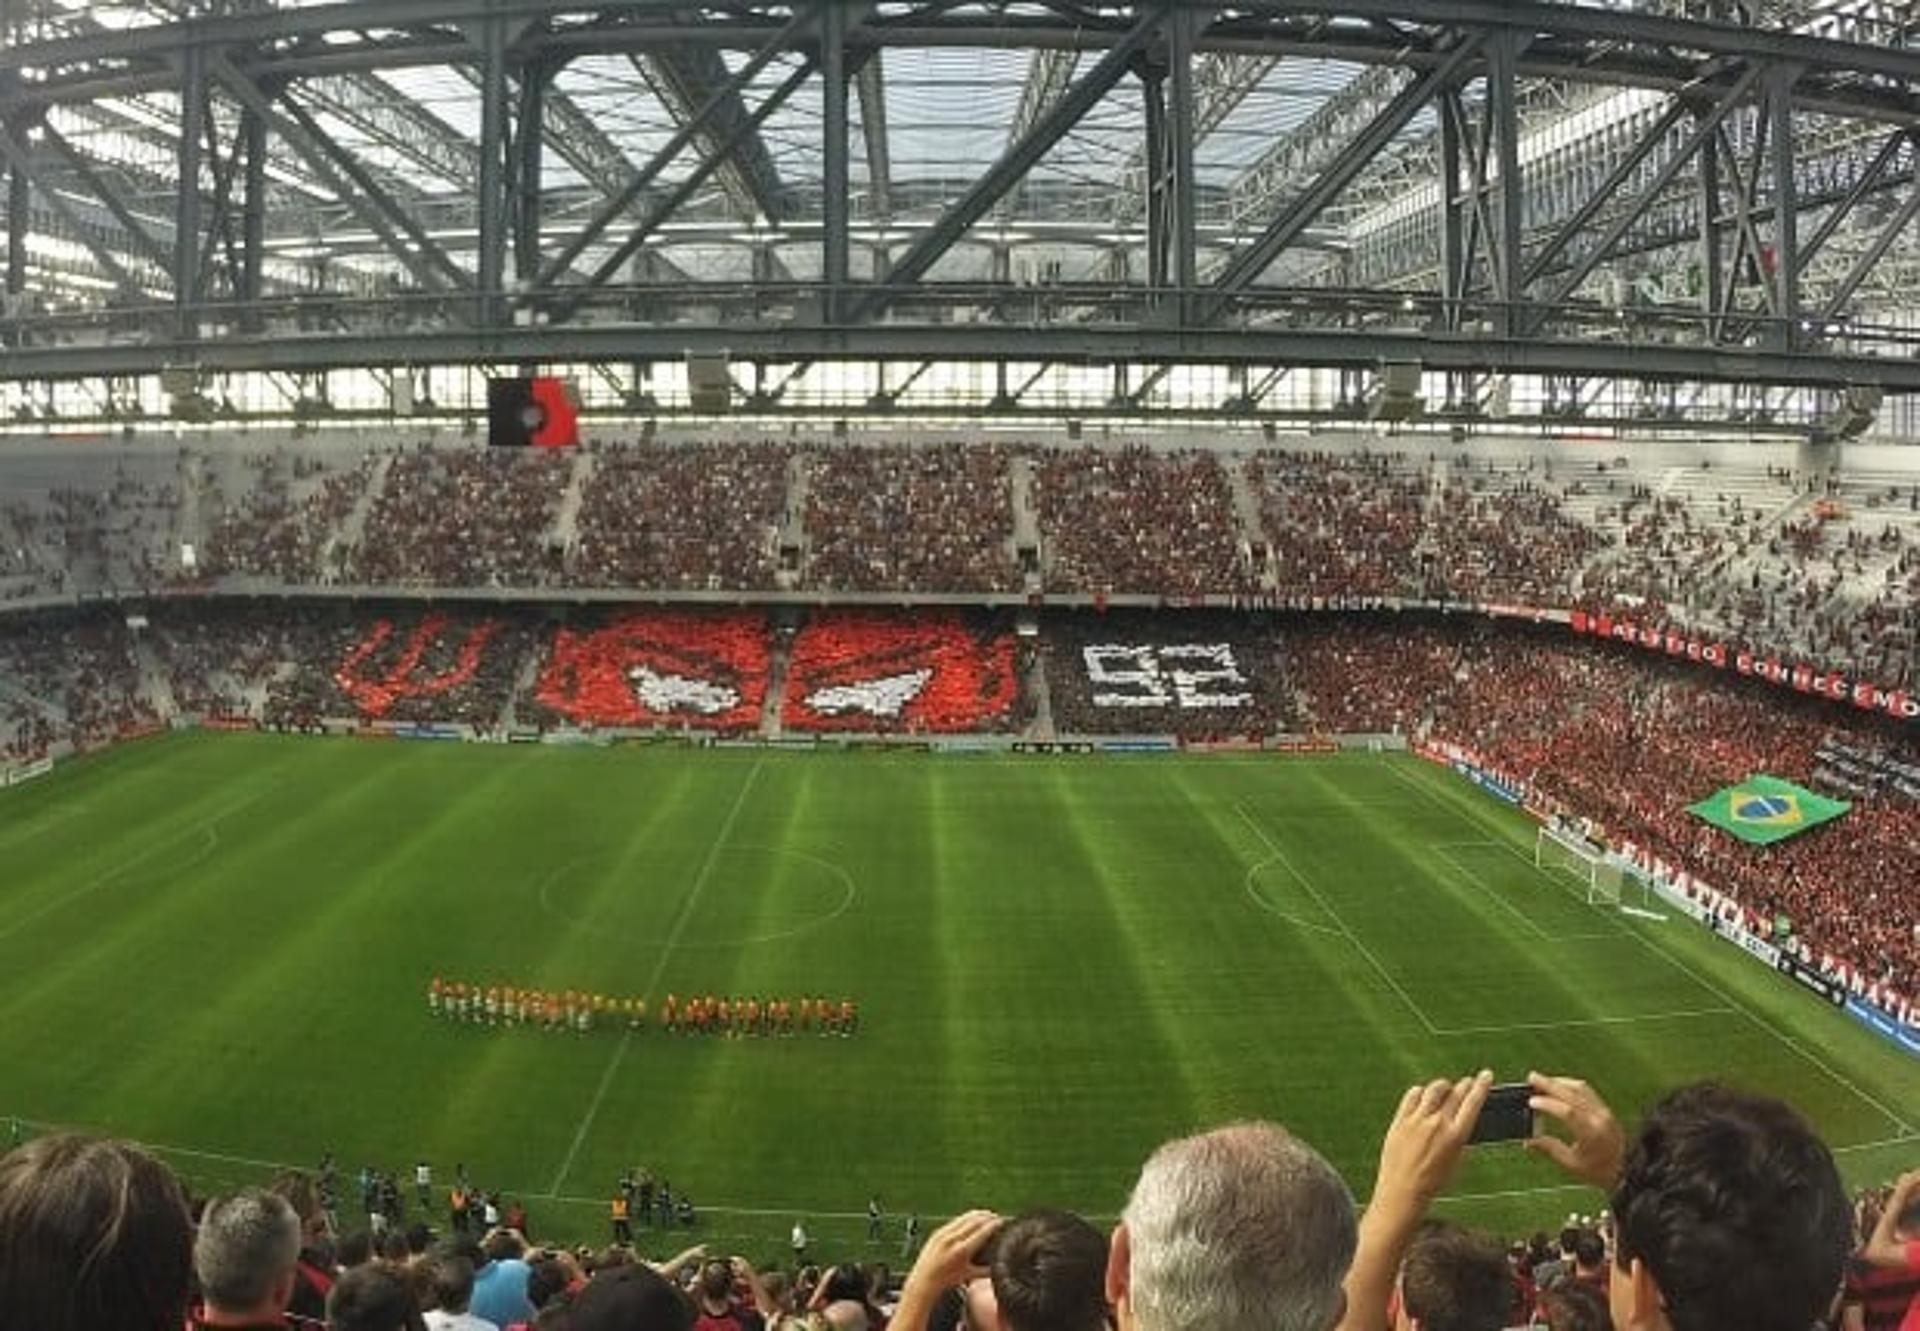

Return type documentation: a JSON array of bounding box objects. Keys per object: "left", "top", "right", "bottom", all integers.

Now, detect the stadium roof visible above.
[{"left": 4, "top": 1, "right": 1920, "bottom": 427}]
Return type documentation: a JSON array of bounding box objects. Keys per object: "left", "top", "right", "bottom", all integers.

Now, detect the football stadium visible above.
[{"left": 0, "top": 4, "right": 1917, "bottom": 1331}]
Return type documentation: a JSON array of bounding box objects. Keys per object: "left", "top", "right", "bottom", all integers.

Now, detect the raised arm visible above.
[
  {"left": 1863, "top": 1172, "right": 1920, "bottom": 1270},
  {"left": 1336, "top": 1071, "right": 1493, "bottom": 1331},
  {"left": 889, "top": 1212, "right": 1001, "bottom": 1331}
]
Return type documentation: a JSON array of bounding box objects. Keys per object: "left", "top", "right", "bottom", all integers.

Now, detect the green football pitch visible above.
[{"left": 0, "top": 732, "right": 1914, "bottom": 1261}]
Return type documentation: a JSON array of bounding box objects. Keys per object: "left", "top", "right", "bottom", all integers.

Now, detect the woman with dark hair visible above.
[{"left": 0, "top": 1133, "right": 195, "bottom": 1331}]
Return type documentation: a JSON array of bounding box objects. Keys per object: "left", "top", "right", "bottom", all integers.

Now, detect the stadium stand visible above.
[
  {"left": 0, "top": 439, "right": 1913, "bottom": 687},
  {"left": 1041, "top": 610, "right": 1293, "bottom": 740},
  {"left": 1285, "top": 617, "right": 1920, "bottom": 1000},
  {"left": 571, "top": 443, "right": 789, "bottom": 592},
  {"left": 804, "top": 444, "right": 1018, "bottom": 595}
]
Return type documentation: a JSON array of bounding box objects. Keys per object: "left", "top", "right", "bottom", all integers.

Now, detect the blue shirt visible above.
[{"left": 470, "top": 1258, "right": 534, "bottom": 1328}]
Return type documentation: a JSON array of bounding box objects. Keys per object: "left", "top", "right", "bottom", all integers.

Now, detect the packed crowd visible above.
[
  {"left": 1034, "top": 448, "right": 1258, "bottom": 598},
  {"left": 351, "top": 449, "right": 572, "bottom": 588},
  {"left": 0, "top": 609, "right": 154, "bottom": 763},
  {"left": 1041, "top": 611, "right": 1295, "bottom": 740},
  {"left": 198, "top": 452, "right": 374, "bottom": 584},
  {"left": 3, "top": 1071, "right": 1914, "bottom": 1331},
  {"left": 1284, "top": 617, "right": 1920, "bottom": 999},
  {"left": 0, "top": 440, "right": 1914, "bottom": 685},
  {"left": 571, "top": 444, "right": 788, "bottom": 592},
  {"left": 805, "top": 444, "right": 1017, "bottom": 594},
  {"left": 1247, "top": 451, "right": 1426, "bottom": 599}
]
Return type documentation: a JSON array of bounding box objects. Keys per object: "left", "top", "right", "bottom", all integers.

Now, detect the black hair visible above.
[
  {"left": 1610, "top": 1083, "right": 1851, "bottom": 1331},
  {"left": 989, "top": 1210, "right": 1110, "bottom": 1331}
]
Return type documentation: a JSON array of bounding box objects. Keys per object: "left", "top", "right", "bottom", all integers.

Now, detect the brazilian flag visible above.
[{"left": 1688, "top": 775, "right": 1851, "bottom": 846}]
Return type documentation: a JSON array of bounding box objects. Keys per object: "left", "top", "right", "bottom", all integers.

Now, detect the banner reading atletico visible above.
[
  {"left": 1567, "top": 611, "right": 1917, "bottom": 722},
  {"left": 1688, "top": 775, "right": 1852, "bottom": 846}
]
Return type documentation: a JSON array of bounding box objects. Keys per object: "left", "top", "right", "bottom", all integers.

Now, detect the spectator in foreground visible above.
[
  {"left": 1393, "top": 1221, "right": 1509, "bottom": 1331},
  {"left": 1525, "top": 1073, "right": 1854, "bottom": 1331},
  {"left": 1534, "top": 1283, "right": 1610, "bottom": 1331},
  {"left": 422, "top": 1249, "right": 497, "bottom": 1331},
  {"left": 990, "top": 1209, "right": 1109, "bottom": 1331},
  {"left": 192, "top": 1188, "right": 310, "bottom": 1330},
  {"left": 1858, "top": 1170, "right": 1920, "bottom": 1331},
  {"left": 568, "top": 1262, "right": 696, "bottom": 1331},
  {"left": 893, "top": 1208, "right": 1109, "bottom": 1331},
  {"left": 0, "top": 1133, "right": 194, "bottom": 1331},
  {"left": 1397, "top": 1221, "right": 1512, "bottom": 1329},
  {"left": 328, "top": 1263, "right": 428, "bottom": 1331},
  {"left": 1336, "top": 1073, "right": 1494, "bottom": 1331},
  {"left": 471, "top": 1230, "right": 537, "bottom": 1328},
  {"left": 1111, "top": 1119, "right": 1358, "bottom": 1331}
]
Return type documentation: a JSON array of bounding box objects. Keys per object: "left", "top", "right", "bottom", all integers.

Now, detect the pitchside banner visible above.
[
  {"left": 1568, "top": 611, "right": 1918, "bottom": 722},
  {"left": 1688, "top": 775, "right": 1851, "bottom": 846}
]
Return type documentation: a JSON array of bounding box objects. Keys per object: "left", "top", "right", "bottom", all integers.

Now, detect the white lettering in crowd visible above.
[
  {"left": 1083, "top": 643, "right": 1253, "bottom": 709},
  {"left": 805, "top": 669, "right": 933, "bottom": 718},
  {"left": 628, "top": 666, "right": 742, "bottom": 716}
]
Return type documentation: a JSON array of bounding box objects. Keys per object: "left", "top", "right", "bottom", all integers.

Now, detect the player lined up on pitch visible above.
[{"left": 427, "top": 979, "right": 860, "bottom": 1036}]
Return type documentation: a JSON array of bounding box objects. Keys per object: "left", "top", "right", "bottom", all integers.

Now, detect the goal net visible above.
[{"left": 1535, "top": 824, "right": 1626, "bottom": 906}]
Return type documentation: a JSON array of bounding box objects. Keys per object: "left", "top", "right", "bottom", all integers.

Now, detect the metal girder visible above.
[
  {"left": 536, "top": 80, "right": 642, "bottom": 201},
  {"left": 208, "top": 53, "right": 472, "bottom": 297},
  {"left": 632, "top": 40, "right": 790, "bottom": 223},
  {"left": 1519, "top": 98, "right": 1693, "bottom": 289},
  {"left": 822, "top": 0, "right": 849, "bottom": 308},
  {"left": 1228, "top": 64, "right": 1405, "bottom": 227},
  {"left": 1119, "top": 50, "right": 1272, "bottom": 226},
  {"left": 1819, "top": 151, "right": 1920, "bottom": 321},
  {"left": 857, "top": 7, "right": 1164, "bottom": 316},
  {"left": 11, "top": 1, "right": 1920, "bottom": 84},
  {"left": 13, "top": 318, "right": 1920, "bottom": 394},
  {"left": 1533, "top": 64, "right": 1765, "bottom": 327},
  {"left": 855, "top": 51, "right": 891, "bottom": 220},
  {"left": 274, "top": 94, "right": 472, "bottom": 293},
  {"left": 1210, "top": 35, "right": 1485, "bottom": 304},
  {"left": 301, "top": 73, "right": 480, "bottom": 193},
  {"left": 533, "top": 8, "right": 810, "bottom": 289},
  {"left": 545, "top": 58, "right": 815, "bottom": 321},
  {"left": 0, "top": 120, "right": 145, "bottom": 297},
  {"left": 36, "top": 120, "right": 171, "bottom": 270},
  {"left": 1000, "top": 47, "right": 1079, "bottom": 219}
]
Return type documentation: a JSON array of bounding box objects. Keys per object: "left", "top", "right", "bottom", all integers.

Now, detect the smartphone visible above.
[{"left": 1470, "top": 1083, "right": 1536, "bottom": 1144}]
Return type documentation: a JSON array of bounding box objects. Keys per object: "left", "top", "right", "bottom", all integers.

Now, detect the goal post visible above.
[{"left": 1535, "top": 823, "right": 1624, "bottom": 907}]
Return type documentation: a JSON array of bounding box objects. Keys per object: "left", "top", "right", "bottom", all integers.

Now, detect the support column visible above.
[
  {"left": 1143, "top": 64, "right": 1169, "bottom": 292},
  {"left": 477, "top": 10, "right": 509, "bottom": 328},
  {"left": 1440, "top": 92, "right": 1464, "bottom": 332},
  {"left": 821, "top": 0, "right": 849, "bottom": 322},
  {"left": 1696, "top": 114, "right": 1722, "bottom": 343},
  {"left": 1488, "top": 33, "right": 1523, "bottom": 338},
  {"left": 176, "top": 44, "right": 206, "bottom": 341},
  {"left": 515, "top": 61, "right": 547, "bottom": 289},
  {"left": 1167, "top": 6, "right": 1197, "bottom": 321},
  {"left": 5, "top": 121, "right": 27, "bottom": 303},
  {"left": 241, "top": 107, "right": 267, "bottom": 326},
  {"left": 1769, "top": 65, "right": 1800, "bottom": 349}
]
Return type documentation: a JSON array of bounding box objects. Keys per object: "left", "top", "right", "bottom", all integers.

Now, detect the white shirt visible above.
[
  {"left": 425, "top": 1311, "right": 499, "bottom": 1331},
  {"left": 416, "top": 1165, "right": 432, "bottom": 1187},
  {"left": 792, "top": 1224, "right": 808, "bottom": 1249}
]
